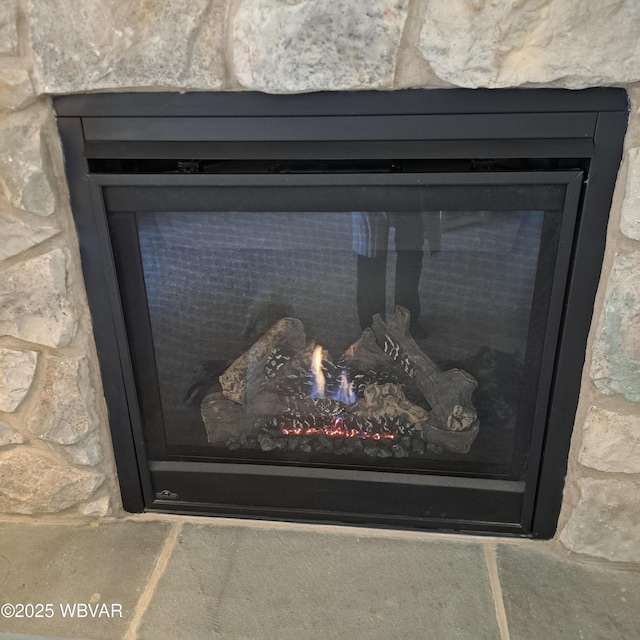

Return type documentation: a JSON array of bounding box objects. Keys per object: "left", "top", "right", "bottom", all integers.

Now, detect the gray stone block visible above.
[
  {"left": 560, "top": 477, "right": 640, "bottom": 563},
  {"left": 0, "top": 520, "right": 171, "bottom": 639},
  {"left": 579, "top": 406, "right": 640, "bottom": 473},
  {"left": 234, "top": 0, "right": 409, "bottom": 93},
  {"left": 139, "top": 523, "right": 500, "bottom": 640},
  {"left": 591, "top": 253, "right": 640, "bottom": 402},
  {"left": 28, "top": 0, "right": 227, "bottom": 93},
  {"left": 0, "top": 248, "right": 76, "bottom": 348},
  {"left": 497, "top": 543, "right": 640, "bottom": 640},
  {"left": 56, "top": 428, "right": 103, "bottom": 467},
  {"left": 0, "top": 111, "right": 56, "bottom": 216},
  {"left": 0, "top": 0, "right": 18, "bottom": 56},
  {"left": 419, "top": 0, "right": 640, "bottom": 88},
  {"left": 621, "top": 147, "right": 640, "bottom": 241}
]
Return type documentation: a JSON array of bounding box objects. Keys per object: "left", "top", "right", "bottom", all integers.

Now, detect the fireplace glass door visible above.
[{"left": 103, "top": 171, "right": 580, "bottom": 505}]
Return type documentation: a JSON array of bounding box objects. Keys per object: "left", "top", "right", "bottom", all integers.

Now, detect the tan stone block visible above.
[
  {"left": 234, "top": 0, "right": 409, "bottom": 93},
  {"left": 560, "top": 477, "right": 640, "bottom": 563},
  {"left": 0, "top": 421, "right": 24, "bottom": 447},
  {"left": 579, "top": 406, "right": 640, "bottom": 474},
  {"left": 0, "top": 248, "right": 77, "bottom": 348},
  {"left": 0, "top": 205, "right": 59, "bottom": 261},
  {"left": 0, "top": 348, "right": 37, "bottom": 412},
  {"left": 80, "top": 494, "right": 112, "bottom": 517},
  {"left": 28, "top": 356, "right": 98, "bottom": 446},
  {"left": 0, "top": 69, "right": 37, "bottom": 112},
  {"left": 0, "top": 447, "right": 104, "bottom": 514},
  {"left": 419, "top": 0, "right": 640, "bottom": 88}
]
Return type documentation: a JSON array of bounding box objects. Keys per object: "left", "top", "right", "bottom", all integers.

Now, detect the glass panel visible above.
[{"left": 136, "top": 206, "right": 545, "bottom": 477}]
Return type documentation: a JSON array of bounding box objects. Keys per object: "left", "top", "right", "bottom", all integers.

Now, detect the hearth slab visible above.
[
  {"left": 1, "top": 519, "right": 640, "bottom": 640},
  {"left": 0, "top": 521, "right": 171, "bottom": 640},
  {"left": 138, "top": 523, "right": 500, "bottom": 640},
  {"left": 497, "top": 544, "right": 640, "bottom": 640}
]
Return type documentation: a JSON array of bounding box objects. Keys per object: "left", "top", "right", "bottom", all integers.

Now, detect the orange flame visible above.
[{"left": 310, "top": 345, "right": 325, "bottom": 398}]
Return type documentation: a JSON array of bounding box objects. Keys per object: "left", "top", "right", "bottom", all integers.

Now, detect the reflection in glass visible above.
[{"left": 137, "top": 210, "right": 544, "bottom": 475}]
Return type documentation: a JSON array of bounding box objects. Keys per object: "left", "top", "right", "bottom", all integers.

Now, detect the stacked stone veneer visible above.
[{"left": 0, "top": 0, "right": 639, "bottom": 559}]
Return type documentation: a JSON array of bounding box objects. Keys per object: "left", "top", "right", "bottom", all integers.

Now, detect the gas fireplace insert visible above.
[{"left": 56, "top": 89, "right": 627, "bottom": 536}]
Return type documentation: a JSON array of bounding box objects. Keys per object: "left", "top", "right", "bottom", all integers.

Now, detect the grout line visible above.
[
  {"left": 123, "top": 521, "right": 182, "bottom": 640},
  {"left": 484, "top": 543, "right": 511, "bottom": 640}
]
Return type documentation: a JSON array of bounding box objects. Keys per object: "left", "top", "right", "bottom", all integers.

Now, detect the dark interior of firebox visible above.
[{"left": 120, "top": 178, "right": 558, "bottom": 479}]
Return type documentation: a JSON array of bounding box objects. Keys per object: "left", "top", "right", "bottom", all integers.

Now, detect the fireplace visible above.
[{"left": 56, "top": 89, "right": 627, "bottom": 536}]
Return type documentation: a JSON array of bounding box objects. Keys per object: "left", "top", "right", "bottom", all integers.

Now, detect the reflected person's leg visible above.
[
  {"left": 395, "top": 249, "right": 423, "bottom": 321},
  {"left": 357, "top": 253, "right": 387, "bottom": 329},
  {"left": 391, "top": 213, "right": 425, "bottom": 328},
  {"left": 351, "top": 211, "right": 390, "bottom": 329}
]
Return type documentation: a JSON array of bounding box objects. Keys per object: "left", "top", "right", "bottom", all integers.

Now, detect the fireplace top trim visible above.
[
  {"left": 54, "top": 88, "right": 628, "bottom": 118},
  {"left": 80, "top": 112, "right": 597, "bottom": 143},
  {"left": 55, "top": 89, "right": 626, "bottom": 163}
]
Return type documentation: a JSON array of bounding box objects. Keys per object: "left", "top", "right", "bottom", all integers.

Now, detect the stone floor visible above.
[{"left": 0, "top": 516, "right": 638, "bottom": 640}]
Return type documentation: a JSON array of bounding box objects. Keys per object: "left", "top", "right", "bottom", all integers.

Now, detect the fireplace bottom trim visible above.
[{"left": 150, "top": 461, "right": 527, "bottom": 535}]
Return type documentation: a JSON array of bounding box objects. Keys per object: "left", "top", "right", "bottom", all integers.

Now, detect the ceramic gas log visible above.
[{"left": 201, "top": 307, "right": 480, "bottom": 457}]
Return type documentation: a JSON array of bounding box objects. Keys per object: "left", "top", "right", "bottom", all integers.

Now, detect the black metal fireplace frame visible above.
[{"left": 55, "top": 89, "right": 627, "bottom": 537}]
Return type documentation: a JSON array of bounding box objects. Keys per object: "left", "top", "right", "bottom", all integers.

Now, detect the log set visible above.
[
  {"left": 219, "top": 317, "right": 306, "bottom": 405},
  {"left": 202, "top": 307, "right": 480, "bottom": 457}
]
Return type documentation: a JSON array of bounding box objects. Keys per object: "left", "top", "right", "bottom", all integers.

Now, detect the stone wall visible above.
[{"left": 0, "top": 0, "right": 639, "bottom": 560}]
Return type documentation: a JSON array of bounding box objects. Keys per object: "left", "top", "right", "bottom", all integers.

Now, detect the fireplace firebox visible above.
[{"left": 56, "top": 89, "right": 627, "bottom": 536}]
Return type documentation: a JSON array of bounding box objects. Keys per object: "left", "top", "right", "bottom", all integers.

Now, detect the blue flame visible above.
[{"left": 331, "top": 369, "right": 356, "bottom": 405}]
